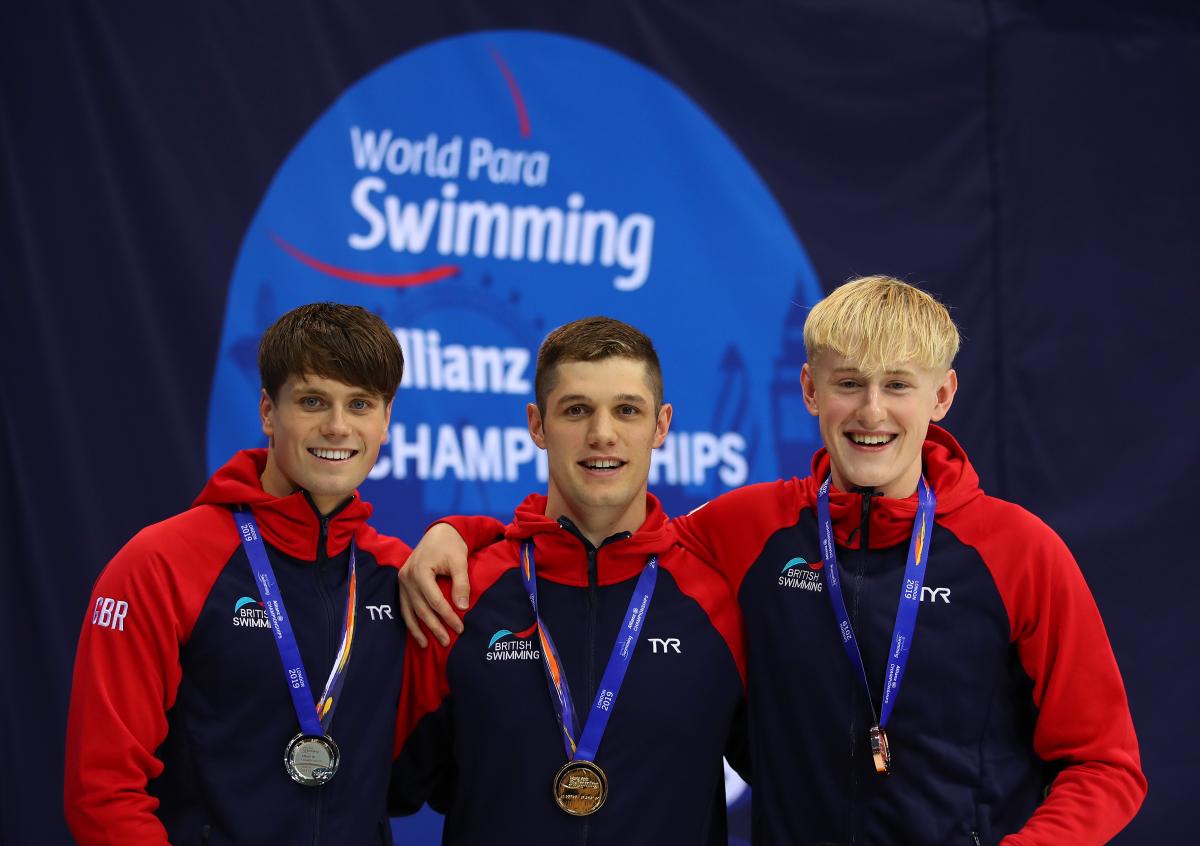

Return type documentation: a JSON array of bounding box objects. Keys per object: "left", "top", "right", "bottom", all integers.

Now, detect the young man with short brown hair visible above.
[{"left": 66, "top": 303, "right": 413, "bottom": 844}]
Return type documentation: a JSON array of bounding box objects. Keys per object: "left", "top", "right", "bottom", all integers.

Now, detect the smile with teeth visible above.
[
  {"left": 581, "top": 458, "right": 625, "bottom": 470},
  {"left": 309, "top": 447, "right": 357, "bottom": 461},
  {"left": 847, "top": 433, "right": 896, "bottom": 446}
]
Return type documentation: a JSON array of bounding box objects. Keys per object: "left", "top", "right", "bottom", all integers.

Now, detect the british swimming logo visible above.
[
  {"left": 232, "top": 595, "right": 270, "bottom": 628},
  {"left": 778, "top": 556, "right": 824, "bottom": 592},
  {"left": 485, "top": 623, "right": 540, "bottom": 661}
]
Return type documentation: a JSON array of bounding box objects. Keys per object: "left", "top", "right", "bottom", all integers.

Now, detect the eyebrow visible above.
[
  {"left": 831, "top": 368, "right": 917, "bottom": 377},
  {"left": 556, "top": 393, "right": 649, "bottom": 405}
]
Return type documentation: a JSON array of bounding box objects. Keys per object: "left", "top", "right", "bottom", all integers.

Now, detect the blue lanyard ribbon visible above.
[
  {"left": 520, "top": 541, "right": 658, "bottom": 763},
  {"left": 816, "top": 475, "right": 935, "bottom": 728},
  {"left": 234, "top": 510, "right": 358, "bottom": 737}
]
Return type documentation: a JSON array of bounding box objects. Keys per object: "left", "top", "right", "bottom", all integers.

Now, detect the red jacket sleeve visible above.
[
  {"left": 64, "top": 519, "right": 226, "bottom": 845},
  {"left": 669, "top": 480, "right": 801, "bottom": 593},
  {"left": 435, "top": 514, "right": 506, "bottom": 553},
  {"left": 955, "top": 504, "right": 1146, "bottom": 845}
]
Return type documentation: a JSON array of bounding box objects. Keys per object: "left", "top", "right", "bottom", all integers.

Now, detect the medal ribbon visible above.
[
  {"left": 521, "top": 541, "right": 657, "bottom": 763},
  {"left": 816, "top": 475, "right": 935, "bottom": 729},
  {"left": 234, "top": 510, "right": 357, "bottom": 737}
]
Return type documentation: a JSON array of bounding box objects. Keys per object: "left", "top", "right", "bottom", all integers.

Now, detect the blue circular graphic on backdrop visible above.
[{"left": 207, "top": 29, "right": 823, "bottom": 544}]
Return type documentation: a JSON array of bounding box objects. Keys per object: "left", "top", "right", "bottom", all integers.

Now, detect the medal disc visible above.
[
  {"left": 870, "top": 725, "right": 891, "bottom": 775},
  {"left": 553, "top": 760, "right": 608, "bottom": 816},
  {"left": 284, "top": 733, "right": 340, "bottom": 786}
]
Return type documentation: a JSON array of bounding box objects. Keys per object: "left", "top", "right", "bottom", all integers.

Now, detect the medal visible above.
[
  {"left": 553, "top": 759, "right": 608, "bottom": 816},
  {"left": 521, "top": 541, "right": 658, "bottom": 817},
  {"left": 816, "top": 476, "right": 936, "bottom": 778},
  {"left": 234, "top": 510, "right": 359, "bottom": 788},
  {"left": 284, "top": 732, "right": 341, "bottom": 786},
  {"left": 869, "top": 725, "right": 891, "bottom": 775}
]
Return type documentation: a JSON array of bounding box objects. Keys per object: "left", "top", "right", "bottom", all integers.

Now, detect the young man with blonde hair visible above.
[
  {"left": 401, "top": 276, "right": 1146, "bottom": 845},
  {"left": 391, "top": 316, "right": 746, "bottom": 844}
]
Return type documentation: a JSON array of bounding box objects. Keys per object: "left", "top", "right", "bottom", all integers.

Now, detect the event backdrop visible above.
[{"left": 3, "top": 3, "right": 1197, "bottom": 844}]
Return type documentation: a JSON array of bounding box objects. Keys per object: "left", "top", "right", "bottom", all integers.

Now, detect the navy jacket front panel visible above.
[
  {"left": 395, "top": 496, "right": 746, "bottom": 846},
  {"left": 741, "top": 513, "right": 1042, "bottom": 845},
  {"left": 151, "top": 538, "right": 406, "bottom": 846},
  {"left": 440, "top": 565, "right": 741, "bottom": 845}
]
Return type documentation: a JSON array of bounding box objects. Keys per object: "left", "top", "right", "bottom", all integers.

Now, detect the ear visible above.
[
  {"left": 381, "top": 398, "right": 395, "bottom": 444},
  {"left": 527, "top": 403, "right": 547, "bottom": 449},
  {"left": 260, "top": 389, "right": 275, "bottom": 438},
  {"left": 652, "top": 403, "right": 673, "bottom": 448},
  {"left": 800, "top": 362, "right": 820, "bottom": 417},
  {"left": 929, "top": 368, "right": 958, "bottom": 422}
]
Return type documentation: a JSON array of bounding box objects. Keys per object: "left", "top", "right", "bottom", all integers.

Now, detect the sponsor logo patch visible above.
[
  {"left": 485, "top": 622, "right": 540, "bottom": 661},
  {"left": 778, "top": 556, "right": 824, "bottom": 592}
]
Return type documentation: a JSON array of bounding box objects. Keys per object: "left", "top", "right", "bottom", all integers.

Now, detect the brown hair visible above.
[
  {"left": 535, "top": 316, "right": 663, "bottom": 413},
  {"left": 258, "top": 303, "right": 404, "bottom": 401},
  {"left": 804, "top": 275, "right": 960, "bottom": 374}
]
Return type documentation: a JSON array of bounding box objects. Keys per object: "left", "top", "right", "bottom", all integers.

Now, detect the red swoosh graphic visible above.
[
  {"left": 488, "top": 46, "right": 532, "bottom": 138},
  {"left": 271, "top": 232, "right": 459, "bottom": 287}
]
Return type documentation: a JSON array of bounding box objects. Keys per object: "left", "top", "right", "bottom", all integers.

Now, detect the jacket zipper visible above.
[
  {"left": 304, "top": 493, "right": 351, "bottom": 845},
  {"left": 555, "top": 518, "right": 630, "bottom": 846},
  {"left": 848, "top": 488, "right": 877, "bottom": 846}
]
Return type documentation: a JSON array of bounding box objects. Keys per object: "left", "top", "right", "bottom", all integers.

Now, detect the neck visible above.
[
  {"left": 259, "top": 457, "right": 347, "bottom": 517},
  {"left": 830, "top": 465, "right": 920, "bottom": 499},
  {"left": 545, "top": 493, "right": 647, "bottom": 548},
  {"left": 259, "top": 455, "right": 296, "bottom": 500}
]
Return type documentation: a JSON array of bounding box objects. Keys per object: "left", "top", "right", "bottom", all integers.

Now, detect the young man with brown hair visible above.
[
  {"left": 390, "top": 316, "right": 746, "bottom": 844},
  {"left": 402, "top": 277, "right": 1146, "bottom": 845},
  {"left": 65, "top": 303, "right": 413, "bottom": 844}
]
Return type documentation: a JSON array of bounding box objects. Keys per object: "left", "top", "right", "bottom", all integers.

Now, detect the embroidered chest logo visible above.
[
  {"left": 232, "top": 595, "right": 271, "bottom": 628},
  {"left": 777, "top": 556, "right": 824, "bottom": 592},
  {"left": 485, "top": 623, "right": 540, "bottom": 661},
  {"left": 921, "top": 586, "right": 951, "bottom": 604},
  {"left": 366, "top": 604, "right": 394, "bottom": 620},
  {"left": 648, "top": 637, "right": 682, "bottom": 653}
]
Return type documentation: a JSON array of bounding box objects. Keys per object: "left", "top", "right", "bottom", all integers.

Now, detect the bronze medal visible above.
[
  {"left": 284, "top": 733, "right": 340, "bottom": 787},
  {"left": 870, "top": 725, "right": 891, "bottom": 775},
  {"left": 553, "top": 760, "right": 608, "bottom": 816}
]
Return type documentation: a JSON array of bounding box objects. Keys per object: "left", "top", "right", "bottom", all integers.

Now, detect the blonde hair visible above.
[{"left": 803, "top": 275, "right": 960, "bottom": 373}]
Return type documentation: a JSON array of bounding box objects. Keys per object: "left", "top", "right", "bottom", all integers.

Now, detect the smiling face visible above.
[
  {"left": 801, "top": 351, "right": 956, "bottom": 498},
  {"left": 259, "top": 373, "right": 393, "bottom": 514},
  {"left": 528, "top": 357, "right": 672, "bottom": 545}
]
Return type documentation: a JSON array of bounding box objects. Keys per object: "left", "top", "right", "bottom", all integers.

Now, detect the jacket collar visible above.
[
  {"left": 193, "top": 449, "right": 373, "bottom": 560},
  {"left": 803, "top": 425, "right": 983, "bottom": 549},
  {"left": 504, "top": 493, "right": 673, "bottom": 586}
]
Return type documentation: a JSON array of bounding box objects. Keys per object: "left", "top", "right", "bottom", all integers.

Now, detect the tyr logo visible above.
[
  {"left": 921, "top": 586, "right": 951, "bottom": 604},
  {"left": 648, "top": 637, "right": 681, "bottom": 654},
  {"left": 366, "top": 604, "right": 394, "bottom": 620}
]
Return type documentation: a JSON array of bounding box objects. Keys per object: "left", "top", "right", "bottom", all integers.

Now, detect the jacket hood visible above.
[
  {"left": 503, "top": 492, "right": 673, "bottom": 586},
  {"left": 193, "top": 449, "right": 373, "bottom": 560},
  {"left": 803, "top": 425, "right": 983, "bottom": 549}
]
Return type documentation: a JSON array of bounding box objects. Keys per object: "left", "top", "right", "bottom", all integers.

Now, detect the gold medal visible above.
[
  {"left": 553, "top": 760, "right": 608, "bottom": 816},
  {"left": 870, "top": 725, "right": 891, "bottom": 775}
]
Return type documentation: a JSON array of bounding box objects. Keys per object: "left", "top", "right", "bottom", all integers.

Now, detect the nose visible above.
[
  {"left": 857, "top": 385, "right": 886, "bottom": 428},
  {"left": 588, "top": 409, "right": 617, "bottom": 446},
  {"left": 322, "top": 405, "right": 352, "bottom": 438}
]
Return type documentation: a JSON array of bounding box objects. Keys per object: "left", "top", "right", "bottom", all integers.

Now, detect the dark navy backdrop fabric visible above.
[{"left": 3, "top": 2, "right": 1196, "bottom": 844}]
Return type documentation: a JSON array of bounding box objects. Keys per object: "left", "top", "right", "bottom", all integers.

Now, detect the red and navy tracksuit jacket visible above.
[
  {"left": 672, "top": 425, "right": 1146, "bottom": 846},
  {"left": 392, "top": 493, "right": 747, "bottom": 845},
  {"left": 65, "top": 450, "right": 411, "bottom": 846}
]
